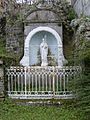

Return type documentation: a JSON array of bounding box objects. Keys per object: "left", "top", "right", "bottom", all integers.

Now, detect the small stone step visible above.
[{"left": 12, "top": 99, "right": 61, "bottom": 106}]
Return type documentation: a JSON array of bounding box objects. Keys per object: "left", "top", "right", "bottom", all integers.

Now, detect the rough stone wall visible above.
[
  {"left": 0, "top": 60, "right": 4, "bottom": 100},
  {"left": 84, "top": 1, "right": 90, "bottom": 16},
  {"left": 6, "top": 22, "right": 24, "bottom": 55},
  {"left": 24, "top": 10, "right": 62, "bottom": 38},
  {"left": 6, "top": 8, "right": 63, "bottom": 59},
  {"left": 5, "top": 1, "right": 74, "bottom": 64},
  {"left": 5, "top": 1, "right": 24, "bottom": 62},
  {"left": 71, "top": 17, "right": 90, "bottom": 65},
  {"left": 71, "top": 0, "right": 90, "bottom": 17}
]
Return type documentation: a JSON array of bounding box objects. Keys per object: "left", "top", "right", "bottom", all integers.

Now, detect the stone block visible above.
[{"left": 0, "top": 61, "right": 4, "bottom": 99}]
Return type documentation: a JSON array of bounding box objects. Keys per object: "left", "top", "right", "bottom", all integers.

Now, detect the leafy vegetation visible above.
[
  {"left": 0, "top": 39, "right": 6, "bottom": 56},
  {"left": 68, "top": 8, "right": 77, "bottom": 21},
  {"left": 0, "top": 39, "right": 19, "bottom": 67},
  {"left": 72, "top": 17, "right": 90, "bottom": 120}
]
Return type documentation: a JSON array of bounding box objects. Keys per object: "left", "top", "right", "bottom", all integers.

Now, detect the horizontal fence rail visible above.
[
  {"left": 6, "top": 66, "right": 81, "bottom": 99},
  {"left": 16, "top": 0, "right": 60, "bottom": 5}
]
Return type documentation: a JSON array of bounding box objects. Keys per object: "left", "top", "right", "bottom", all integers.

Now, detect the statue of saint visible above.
[{"left": 40, "top": 36, "right": 48, "bottom": 66}]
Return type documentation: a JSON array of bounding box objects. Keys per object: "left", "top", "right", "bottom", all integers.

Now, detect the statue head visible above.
[
  {"left": 42, "top": 38, "right": 45, "bottom": 43},
  {"left": 42, "top": 35, "right": 47, "bottom": 43}
]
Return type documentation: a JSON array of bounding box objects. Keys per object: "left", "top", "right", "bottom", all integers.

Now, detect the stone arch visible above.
[
  {"left": 20, "top": 26, "right": 65, "bottom": 66},
  {"left": 25, "top": 9, "right": 59, "bottom": 20}
]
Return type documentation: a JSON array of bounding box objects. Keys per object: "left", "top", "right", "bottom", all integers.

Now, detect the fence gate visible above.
[{"left": 6, "top": 66, "right": 80, "bottom": 99}]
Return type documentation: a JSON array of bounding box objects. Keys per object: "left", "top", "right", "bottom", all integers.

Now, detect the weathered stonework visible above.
[
  {"left": 6, "top": 6, "right": 63, "bottom": 62},
  {"left": 5, "top": 1, "right": 73, "bottom": 65},
  {"left": 0, "top": 60, "right": 4, "bottom": 100},
  {"left": 24, "top": 23, "right": 62, "bottom": 40},
  {"left": 19, "top": 4, "right": 69, "bottom": 66},
  {"left": 71, "top": 17, "right": 90, "bottom": 65},
  {"left": 71, "top": 0, "right": 90, "bottom": 17},
  {"left": 24, "top": 9, "right": 63, "bottom": 39},
  {"left": 6, "top": 23, "right": 24, "bottom": 55}
]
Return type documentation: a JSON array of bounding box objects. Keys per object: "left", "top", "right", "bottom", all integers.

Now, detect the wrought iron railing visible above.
[
  {"left": 6, "top": 66, "right": 81, "bottom": 99},
  {"left": 16, "top": 0, "right": 59, "bottom": 5}
]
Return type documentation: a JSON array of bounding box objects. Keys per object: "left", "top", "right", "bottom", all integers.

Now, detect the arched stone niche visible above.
[
  {"left": 20, "top": 26, "right": 66, "bottom": 67},
  {"left": 26, "top": 10, "right": 59, "bottom": 22}
]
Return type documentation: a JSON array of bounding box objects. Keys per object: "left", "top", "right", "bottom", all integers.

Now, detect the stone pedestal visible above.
[{"left": 0, "top": 60, "right": 4, "bottom": 100}]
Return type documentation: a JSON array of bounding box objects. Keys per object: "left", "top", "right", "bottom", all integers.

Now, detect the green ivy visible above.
[{"left": 68, "top": 8, "right": 77, "bottom": 21}]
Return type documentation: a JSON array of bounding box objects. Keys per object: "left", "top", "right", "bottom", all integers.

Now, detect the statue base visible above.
[{"left": 41, "top": 62, "right": 48, "bottom": 67}]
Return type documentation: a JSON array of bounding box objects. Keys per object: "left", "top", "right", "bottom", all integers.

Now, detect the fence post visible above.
[
  {"left": 7, "top": 69, "right": 10, "bottom": 95},
  {"left": 24, "top": 67, "right": 27, "bottom": 95},
  {"left": 53, "top": 66, "right": 55, "bottom": 97}
]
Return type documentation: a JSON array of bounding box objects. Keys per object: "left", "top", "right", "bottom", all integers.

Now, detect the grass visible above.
[
  {"left": 0, "top": 39, "right": 6, "bottom": 56},
  {"left": 0, "top": 99, "right": 85, "bottom": 120}
]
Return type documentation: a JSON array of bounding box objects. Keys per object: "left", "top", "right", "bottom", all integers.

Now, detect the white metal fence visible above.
[
  {"left": 6, "top": 66, "right": 81, "bottom": 99},
  {"left": 16, "top": 0, "right": 59, "bottom": 5}
]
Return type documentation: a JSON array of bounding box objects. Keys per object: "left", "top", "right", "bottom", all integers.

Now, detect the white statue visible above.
[{"left": 40, "top": 36, "right": 48, "bottom": 66}]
